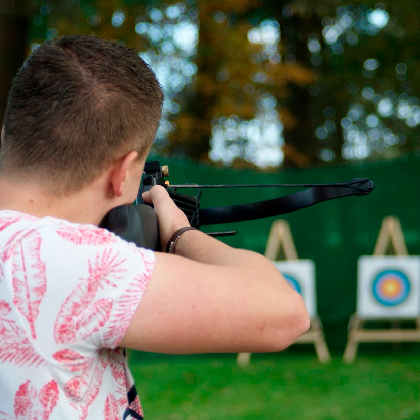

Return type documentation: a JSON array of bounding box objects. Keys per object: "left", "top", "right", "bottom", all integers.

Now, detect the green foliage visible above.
[{"left": 28, "top": 0, "right": 150, "bottom": 51}]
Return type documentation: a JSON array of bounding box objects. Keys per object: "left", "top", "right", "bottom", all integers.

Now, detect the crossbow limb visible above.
[{"left": 141, "top": 161, "right": 374, "bottom": 227}]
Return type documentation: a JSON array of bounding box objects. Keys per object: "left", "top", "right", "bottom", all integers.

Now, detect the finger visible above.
[
  {"left": 142, "top": 186, "right": 168, "bottom": 205},
  {"left": 142, "top": 191, "right": 152, "bottom": 204},
  {"left": 149, "top": 186, "right": 172, "bottom": 206}
]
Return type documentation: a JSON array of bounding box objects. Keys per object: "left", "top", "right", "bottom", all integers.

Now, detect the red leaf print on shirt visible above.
[
  {"left": 0, "top": 300, "right": 11, "bottom": 316},
  {"left": 0, "top": 299, "right": 45, "bottom": 368},
  {"left": 14, "top": 380, "right": 36, "bottom": 419},
  {"left": 11, "top": 230, "right": 46, "bottom": 339},
  {"left": 104, "top": 393, "right": 120, "bottom": 420},
  {"left": 103, "top": 273, "right": 151, "bottom": 348},
  {"left": 38, "top": 381, "right": 59, "bottom": 420},
  {"left": 55, "top": 295, "right": 113, "bottom": 344},
  {"left": 54, "top": 248, "right": 126, "bottom": 344},
  {"left": 129, "top": 395, "right": 144, "bottom": 418},
  {"left": 0, "top": 230, "right": 29, "bottom": 280},
  {"left": 52, "top": 349, "right": 92, "bottom": 372},
  {"left": 132, "top": 246, "right": 155, "bottom": 273},
  {"left": 0, "top": 213, "right": 40, "bottom": 279},
  {"left": 0, "top": 212, "right": 36, "bottom": 233},
  {"left": 107, "top": 350, "right": 128, "bottom": 409},
  {"left": 56, "top": 225, "right": 118, "bottom": 245},
  {"left": 13, "top": 380, "right": 59, "bottom": 420},
  {"left": 103, "top": 246, "right": 154, "bottom": 347},
  {"left": 64, "top": 350, "right": 108, "bottom": 420},
  {"left": 0, "top": 214, "right": 19, "bottom": 231}
]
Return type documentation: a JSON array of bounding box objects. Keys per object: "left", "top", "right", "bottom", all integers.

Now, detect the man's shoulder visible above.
[
  {"left": 0, "top": 210, "right": 155, "bottom": 273},
  {"left": 50, "top": 218, "right": 121, "bottom": 247},
  {"left": 0, "top": 210, "right": 119, "bottom": 246}
]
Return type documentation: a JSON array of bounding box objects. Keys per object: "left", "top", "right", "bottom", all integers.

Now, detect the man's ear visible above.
[
  {"left": 110, "top": 151, "right": 139, "bottom": 197},
  {"left": 1, "top": 126, "right": 5, "bottom": 145}
]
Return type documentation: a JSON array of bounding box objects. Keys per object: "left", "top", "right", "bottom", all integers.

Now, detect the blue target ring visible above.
[
  {"left": 284, "top": 275, "right": 301, "bottom": 294},
  {"left": 372, "top": 269, "right": 410, "bottom": 307}
]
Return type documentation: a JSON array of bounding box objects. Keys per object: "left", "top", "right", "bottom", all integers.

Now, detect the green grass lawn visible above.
[{"left": 129, "top": 350, "right": 420, "bottom": 420}]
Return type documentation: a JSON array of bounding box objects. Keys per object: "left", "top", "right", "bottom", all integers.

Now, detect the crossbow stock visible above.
[{"left": 100, "top": 161, "right": 374, "bottom": 251}]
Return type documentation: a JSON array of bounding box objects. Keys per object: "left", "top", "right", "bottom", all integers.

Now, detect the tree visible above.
[{"left": 0, "top": 0, "right": 28, "bottom": 125}]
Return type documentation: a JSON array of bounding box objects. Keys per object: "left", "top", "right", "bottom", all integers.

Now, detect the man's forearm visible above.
[{"left": 174, "top": 228, "right": 273, "bottom": 270}]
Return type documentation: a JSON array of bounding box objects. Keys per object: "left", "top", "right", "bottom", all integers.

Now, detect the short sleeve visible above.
[
  {"left": 31, "top": 220, "right": 156, "bottom": 360},
  {"left": 86, "top": 241, "right": 156, "bottom": 349}
]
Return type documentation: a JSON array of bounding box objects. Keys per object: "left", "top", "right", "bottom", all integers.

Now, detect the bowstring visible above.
[{"left": 168, "top": 181, "right": 371, "bottom": 193}]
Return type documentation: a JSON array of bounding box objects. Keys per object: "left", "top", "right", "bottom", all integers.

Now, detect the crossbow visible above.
[{"left": 100, "top": 161, "right": 374, "bottom": 251}]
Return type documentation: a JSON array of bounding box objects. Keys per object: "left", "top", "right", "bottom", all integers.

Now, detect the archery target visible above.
[
  {"left": 273, "top": 260, "right": 316, "bottom": 317},
  {"left": 284, "top": 274, "right": 302, "bottom": 294},
  {"left": 357, "top": 256, "right": 420, "bottom": 318},
  {"left": 372, "top": 270, "right": 410, "bottom": 306}
]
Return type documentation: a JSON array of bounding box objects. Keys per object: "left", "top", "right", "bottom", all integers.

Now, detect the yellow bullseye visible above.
[{"left": 380, "top": 278, "right": 402, "bottom": 297}]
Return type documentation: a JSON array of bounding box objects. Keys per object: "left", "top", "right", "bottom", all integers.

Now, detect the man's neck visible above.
[{"left": 0, "top": 177, "right": 112, "bottom": 225}]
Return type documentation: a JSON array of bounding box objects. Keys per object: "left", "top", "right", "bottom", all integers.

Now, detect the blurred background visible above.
[{"left": 1, "top": 0, "right": 420, "bottom": 419}]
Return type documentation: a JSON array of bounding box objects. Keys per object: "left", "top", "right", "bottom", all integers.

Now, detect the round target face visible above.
[
  {"left": 284, "top": 274, "right": 301, "bottom": 294},
  {"left": 372, "top": 269, "right": 411, "bottom": 306}
]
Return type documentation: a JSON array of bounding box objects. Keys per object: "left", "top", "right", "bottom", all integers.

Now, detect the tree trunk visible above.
[
  {"left": 279, "top": 12, "right": 320, "bottom": 168},
  {"left": 0, "top": 0, "right": 28, "bottom": 125}
]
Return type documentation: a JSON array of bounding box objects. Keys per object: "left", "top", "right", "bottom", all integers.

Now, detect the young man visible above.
[{"left": 0, "top": 35, "right": 309, "bottom": 419}]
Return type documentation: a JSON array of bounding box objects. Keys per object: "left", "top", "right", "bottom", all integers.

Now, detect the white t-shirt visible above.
[{"left": 0, "top": 210, "right": 154, "bottom": 420}]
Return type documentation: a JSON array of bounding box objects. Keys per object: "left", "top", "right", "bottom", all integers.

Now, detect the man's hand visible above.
[{"left": 142, "top": 185, "right": 190, "bottom": 251}]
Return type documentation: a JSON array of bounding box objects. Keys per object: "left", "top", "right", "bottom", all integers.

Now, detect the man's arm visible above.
[{"left": 119, "top": 186, "right": 310, "bottom": 354}]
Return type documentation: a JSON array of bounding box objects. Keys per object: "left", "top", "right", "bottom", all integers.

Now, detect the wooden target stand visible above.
[
  {"left": 237, "top": 220, "right": 331, "bottom": 366},
  {"left": 343, "top": 216, "right": 420, "bottom": 363}
]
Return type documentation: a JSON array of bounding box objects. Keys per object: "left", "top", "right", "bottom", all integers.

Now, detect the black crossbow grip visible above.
[{"left": 100, "top": 204, "right": 160, "bottom": 251}]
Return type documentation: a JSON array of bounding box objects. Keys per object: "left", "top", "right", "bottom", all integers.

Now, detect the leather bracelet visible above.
[{"left": 165, "top": 227, "right": 197, "bottom": 254}]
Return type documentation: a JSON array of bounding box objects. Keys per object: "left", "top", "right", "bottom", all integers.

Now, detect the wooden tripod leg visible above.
[
  {"left": 314, "top": 337, "right": 331, "bottom": 363},
  {"left": 343, "top": 314, "right": 361, "bottom": 364},
  {"left": 343, "top": 339, "right": 359, "bottom": 364},
  {"left": 236, "top": 352, "right": 251, "bottom": 367},
  {"left": 311, "top": 317, "right": 331, "bottom": 363}
]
